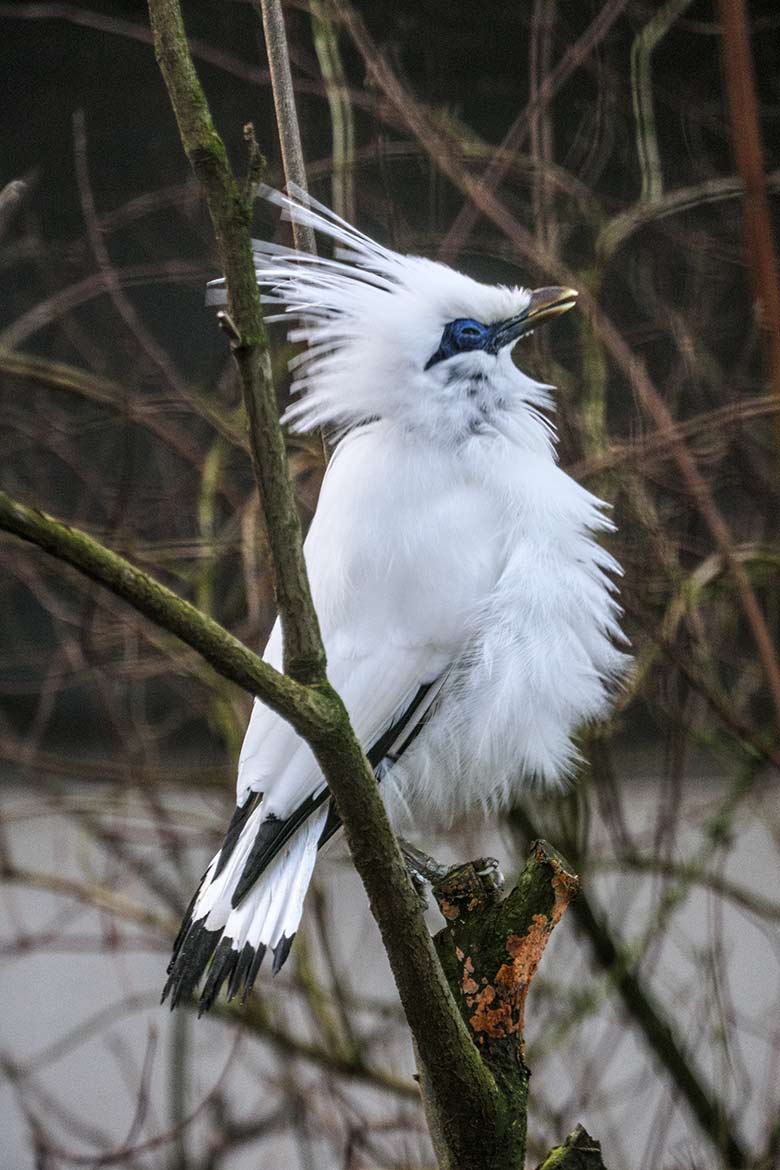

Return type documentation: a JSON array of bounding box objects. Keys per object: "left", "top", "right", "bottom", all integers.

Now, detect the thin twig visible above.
[
  {"left": 438, "top": 0, "right": 629, "bottom": 261},
  {"left": 0, "top": 178, "right": 29, "bottom": 240},
  {"left": 255, "top": 0, "right": 316, "bottom": 254},
  {"left": 311, "top": 0, "right": 356, "bottom": 223}
]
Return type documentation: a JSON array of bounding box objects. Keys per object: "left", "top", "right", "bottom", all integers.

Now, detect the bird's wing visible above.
[
  {"left": 235, "top": 421, "right": 492, "bottom": 823},
  {"left": 237, "top": 624, "right": 445, "bottom": 806},
  {"left": 218, "top": 421, "right": 500, "bottom": 885}
]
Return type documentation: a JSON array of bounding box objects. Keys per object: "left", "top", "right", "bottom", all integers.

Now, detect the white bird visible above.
[{"left": 163, "top": 187, "right": 629, "bottom": 1012}]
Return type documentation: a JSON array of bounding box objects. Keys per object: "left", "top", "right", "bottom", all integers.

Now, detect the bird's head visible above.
[{"left": 207, "top": 188, "right": 577, "bottom": 451}]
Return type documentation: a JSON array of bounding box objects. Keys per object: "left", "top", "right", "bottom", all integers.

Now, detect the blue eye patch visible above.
[{"left": 425, "top": 318, "right": 491, "bottom": 370}]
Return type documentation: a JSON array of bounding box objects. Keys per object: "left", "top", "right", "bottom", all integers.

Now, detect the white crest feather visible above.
[{"left": 207, "top": 184, "right": 546, "bottom": 443}]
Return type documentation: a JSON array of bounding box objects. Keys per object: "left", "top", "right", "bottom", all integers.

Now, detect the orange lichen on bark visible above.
[
  {"left": 461, "top": 954, "right": 479, "bottom": 996},
  {"left": 463, "top": 913, "right": 553, "bottom": 1040},
  {"left": 444, "top": 846, "right": 580, "bottom": 1044},
  {"left": 546, "top": 854, "right": 580, "bottom": 926},
  {"left": 467, "top": 981, "right": 512, "bottom": 1040}
]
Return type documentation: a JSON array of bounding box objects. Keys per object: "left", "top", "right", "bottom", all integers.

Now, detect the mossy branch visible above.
[
  {"left": 0, "top": 490, "right": 326, "bottom": 740},
  {"left": 535, "top": 1124, "right": 609, "bottom": 1170},
  {"left": 510, "top": 808, "right": 750, "bottom": 1169},
  {"left": 0, "top": 473, "right": 500, "bottom": 1164}
]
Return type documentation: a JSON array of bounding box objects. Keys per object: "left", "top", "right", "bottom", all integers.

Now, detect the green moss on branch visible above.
[
  {"left": 429, "top": 842, "right": 580, "bottom": 1170},
  {"left": 535, "top": 1124, "right": 609, "bottom": 1170}
]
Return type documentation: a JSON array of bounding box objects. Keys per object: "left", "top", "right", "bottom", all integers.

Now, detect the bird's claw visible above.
[
  {"left": 399, "top": 839, "right": 450, "bottom": 885},
  {"left": 399, "top": 840, "right": 505, "bottom": 910}
]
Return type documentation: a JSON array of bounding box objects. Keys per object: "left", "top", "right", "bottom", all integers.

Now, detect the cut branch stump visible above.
[{"left": 422, "top": 840, "right": 581, "bottom": 1170}]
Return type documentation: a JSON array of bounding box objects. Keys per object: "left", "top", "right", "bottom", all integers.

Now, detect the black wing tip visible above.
[{"left": 272, "top": 933, "right": 296, "bottom": 976}]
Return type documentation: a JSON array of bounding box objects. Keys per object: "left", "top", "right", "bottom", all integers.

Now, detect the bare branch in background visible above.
[
  {"left": 718, "top": 0, "right": 780, "bottom": 419},
  {"left": 255, "top": 0, "right": 316, "bottom": 255}
]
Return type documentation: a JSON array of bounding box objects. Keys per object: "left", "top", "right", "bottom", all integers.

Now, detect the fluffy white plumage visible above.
[{"left": 163, "top": 187, "right": 629, "bottom": 1012}]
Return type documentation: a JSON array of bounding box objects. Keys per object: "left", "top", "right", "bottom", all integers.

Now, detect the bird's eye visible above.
[
  {"left": 454, "top": 319, "right": 484, "bottom": 342},
  {"left": 424, "top": 317, "right": 489, "bottom": 369}
]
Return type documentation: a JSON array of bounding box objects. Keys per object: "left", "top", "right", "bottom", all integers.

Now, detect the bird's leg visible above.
[{"left": 399, "top": 838, "right": 450, "bottom": 885}]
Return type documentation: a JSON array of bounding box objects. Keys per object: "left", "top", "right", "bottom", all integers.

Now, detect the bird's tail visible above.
[{"left": 162, "top": 803, "right": 328, "bottom": 1013}]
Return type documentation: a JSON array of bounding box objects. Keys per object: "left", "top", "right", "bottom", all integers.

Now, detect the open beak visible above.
[{"left": 487, "top": 286, "right": 578, "bottom": 352}]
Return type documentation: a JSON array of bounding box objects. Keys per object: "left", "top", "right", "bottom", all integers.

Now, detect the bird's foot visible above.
[
  {"left": 399, "top": 840, "right": 504, "bottom": 912},
  {"left": 399, "top": 839, "right": 447, "bottom": 908},
  {"left": 399, "top": 839, "right": 451, "bottom": 885}
]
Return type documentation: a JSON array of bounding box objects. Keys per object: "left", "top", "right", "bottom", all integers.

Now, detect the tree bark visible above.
[{"left": 535, "top": 1124, "right": 609, "bottom": 1170}]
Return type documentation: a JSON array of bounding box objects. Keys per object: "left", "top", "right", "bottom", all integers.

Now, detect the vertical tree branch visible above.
[
  {"left": 510, "top": 807, "right": 750, "bottom": 1169},
  {"left": 717, "top": 0, "right": 780, "bottom": 421},
  {"left": 144, "top": 8, "right": 509, "bottom": 1167}
]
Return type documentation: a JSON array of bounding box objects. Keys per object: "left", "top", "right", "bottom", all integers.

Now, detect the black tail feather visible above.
[
  {"left": 242, "top": 943, "right": 268, "bottom": 1002},
  {"left": 272, "top": 933, "right": 295, "bottom": 975},
  {"left": 226, "top": 942, "right": 255, "bottom": 1002},
  {"left": 213, "top": 792, "right": 262, "bottom": 879},
  {"left": 198, "top": 937, "right": 239, "bottom": 1016},
  {"left": 162, "top": 918, "right": 221, "bottom": 1008}
]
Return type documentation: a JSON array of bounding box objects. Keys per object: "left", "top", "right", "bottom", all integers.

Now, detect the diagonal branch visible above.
[
  {"left": 0, "top": 470, "right": 501, "bottom": 1162},
  {"left": 0, "top": 489, "right": 325, "bottom": 739}
]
